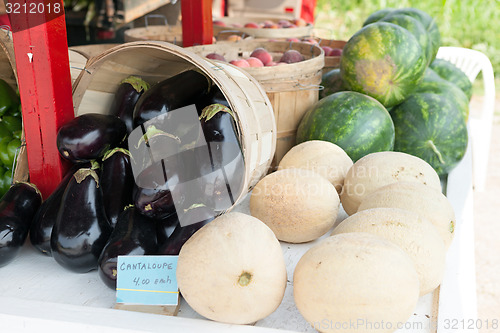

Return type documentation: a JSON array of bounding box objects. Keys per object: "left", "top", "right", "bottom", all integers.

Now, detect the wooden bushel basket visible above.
[
  {"left": 124, "top": 25, "right": 183, "bottom": 46},
  {"left": 188, "top": 40, "right": 324, "bottom": 167},
  {"left": 213, "top": 16, "right": 313, "bottom": 39},
  {"left": 72, "top": 41, "right": 276, "bottom": 202}
]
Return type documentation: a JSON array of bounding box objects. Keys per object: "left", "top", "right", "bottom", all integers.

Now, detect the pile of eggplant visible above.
[{"left": 3, "top": 70, "right": 245, "bottom": 290}]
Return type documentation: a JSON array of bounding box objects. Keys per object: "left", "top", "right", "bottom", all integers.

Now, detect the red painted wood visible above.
[
  {"left": 8, "top": 0, "right": 74, "bottom": 199},
  {"left": 181, "top": 0, "right": 213, "bottom": 47}
]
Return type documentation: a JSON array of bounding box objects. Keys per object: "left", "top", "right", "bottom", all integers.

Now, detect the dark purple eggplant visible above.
[
  {"left": 199, "top": 103, "right": 245, "bottom": 210},
  {"left": 109, "top": 76, "right": 150, "bottom": 134},
  {"left": 195, "top": 84, "right": 230, "bottom": 113},
  {"left": 57, "top": 113, "right": 127, "bottom": 163},
  {"left": 0, "top": 182, "right": 42, "bottom": 267},
  {"left": 51, "top": 167, "right": 113, "bottom": 273},
  {"left": 29, "top": 162, "right": 91, "bottom": 256},
  {"left": 132, "top": 70, "right": 211, "bottom": 128},
  {"left": 98, "top": 205, "right": 158, "bottom": 289},
  {"left": 157, "top": 204, "right": 214, "bottom": 255},
  {"left": 101, "top": 148, "right": 134, "bottom": 228},
  {"left": 156, "top": 212, "right": 179, "bottom": 246}
]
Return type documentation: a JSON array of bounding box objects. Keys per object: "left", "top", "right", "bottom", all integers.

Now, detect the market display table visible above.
[{"left": 0, "top": 138, "right": 477, "bottom": 333}]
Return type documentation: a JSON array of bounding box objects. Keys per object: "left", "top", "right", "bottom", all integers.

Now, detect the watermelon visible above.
[
  {"left": 391, "top": 92, "right": 468, "bottom": 176},
  {"left": 384, "top": 8, "right": 441, "bottom": 63},
  {"left": 364, "top": 7, "right": 441, "bottom": 63},
  {"left": 340, "top": 22, "right": 427, "bottom": 108},
  {"left": 296, "top": 91, "right": 395, "bottom": 162},
  {"left": 430, "top": 58, "right": 473, "bottom": 100},
  {"left": 416, "top": 68, "right": 470, "bottom": 121},
  {"left": 319, "top": 68, "right": 346, "bottom": 99},
  {"left": 380, "top": 14, "right": 432, "bottom": 66},
  {"left": 363, "top": 8, "right": 395, "bottom": 26}
]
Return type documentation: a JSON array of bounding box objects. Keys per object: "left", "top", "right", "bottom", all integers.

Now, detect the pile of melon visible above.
[
  {"left": 176, "top": 139, "right": 456, "bottom": 332},
  {"left": 298, "top": 7, "right": 471, "bottom": 177}
]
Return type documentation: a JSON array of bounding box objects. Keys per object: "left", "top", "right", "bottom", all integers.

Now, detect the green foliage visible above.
[{"left": 315, "top": 0, "right": 500, "bottom": 77}]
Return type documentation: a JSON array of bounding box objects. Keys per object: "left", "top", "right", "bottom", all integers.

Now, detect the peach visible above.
[
  {"left": 286, "top": 37, "right": 301, "bottom": 42},
  {"left": 279, "top": 50, "right": 304, "bottom": 64},
  {"left": 231, "top": 23, "right": 243, "bottom": 28},
  {"left": 321, "top": 46, "right": 333, "bottom": 55},
  {"left": 230, "top": 59, "right": 250, "bottom": 67},
  {"left": 293, "top": 18, "right": 307, "bottom": 27},
  {"left": 250, "top": 48, "right": 273, "bottom": 66},
  {"left": 206, "top": 53, "right": 226, "bottom": 62},
  {"left": 329, "top": 48, "right": 343, "bottom": 56},
  {"left": 244, "top": 22, "right": 260, "bottom": 28},
  {"left": 263, "top": 23, "right": 280, "bottom": 29},
  {"left": 246, "top": 57, "right": 265, "bottom": 67},
  {"left": 213, "top": 20, "right": 226, "bottom": 27},
  {"left": 277, "top": 19, "right": 291, "bottom": 26},
  {"left": 265, "top": 61, "right": 278, "bottom": 66},
  {"left": 225, "top": 34, "right": 242, "bottom": 42}
]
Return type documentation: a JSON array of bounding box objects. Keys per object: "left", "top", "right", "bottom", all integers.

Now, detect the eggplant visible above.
[
  {"left": 101, "top": 148, "right": 134, "bottom": 228},
  {"left": 0, "top": 182, "right": 42, "bottom": 267},
  {"left": 109, "top": 76, "right": 150, "bottom": 134},
  {"left": 157, "top": 204, "right": 214, "bottom": 255},
  {"left": 57, "top": 113, "right": 127, "bottom": 163},
  {"left": 195, "top": 85, "right": 230, "bottom": 113},
  {"left": 29, "top": 162, "right": 91, "bottom": 256},
  {"left": 98, "top": 205, "right": 158, "bottom": 289},
  {"left": 132, "top": 70, "right": 211, "bottom": 128},
  {"left": 51, "top": 167, "right": 113, "bottom": 273},
  {"left": 198, "top": 104, "right": 245, "bottom": 210},
  {"left": 156, "top": 213, "right": 179, "bottom": 246}
]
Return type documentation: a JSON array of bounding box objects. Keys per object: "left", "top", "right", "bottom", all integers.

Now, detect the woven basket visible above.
[{"left": 72, "top": 41, "right": 276, "bottom": 205}]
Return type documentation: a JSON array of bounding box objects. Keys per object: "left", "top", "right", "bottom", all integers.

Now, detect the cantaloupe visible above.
[
  {"left": 340, "top": 151, "right": 442, "bottom": 215},
  {"left": 278, "top": 140, "right": 353, "bottom": 193},
  {"left": 294, "top": 232, "right": 420, "bottom": 333},
  {"left": 176, "top": 212, "right": 287, "bottom": 324},
  {"left": 358, "top": 181, "right": 455, "bottom": 249},
  {"left": 332, "top": 207, "right": 446, "bottom": 296},
  {"left": 250, "top": 168, "right": 340, "bottom": 243}
]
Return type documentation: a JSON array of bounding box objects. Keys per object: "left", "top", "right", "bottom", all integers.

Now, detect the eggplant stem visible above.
[
  {"left": 102, "top": 147, "right": 131, "bottom": 161},
  {"left": 183, "top": 203, "right": 207, "bottom": 213},
  {"left": 135, "top": 125, "right": 182, "bottom": 149},
  {"left": 73, "top": 168, "right": 100, "bottom": 188},
  {"left": 90, "top": 160, "right": 100, "bottom": 170},
  {"left": 200, "top": 103, "right": 235, "bottom": 121},
  {"left": 120, "top": 76, "right": 150, "bottom": 93}
]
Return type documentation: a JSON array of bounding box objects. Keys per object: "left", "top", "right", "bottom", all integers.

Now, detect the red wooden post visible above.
[
  {"left": 8, "top": 0, "right": 74, "bottom": 199},
  {"left": 181, "top": 0, "right": 213, "bottom": 47}
]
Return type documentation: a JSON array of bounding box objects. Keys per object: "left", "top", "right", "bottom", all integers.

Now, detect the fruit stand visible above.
[{"left": 0, "top": 1, "right": 484, "bottom": 332}]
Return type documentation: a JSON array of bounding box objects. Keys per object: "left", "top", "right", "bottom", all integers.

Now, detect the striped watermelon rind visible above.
[
  {"left": 340, "top": 22, "right": 427, "bottom": 108},
  {"left": 296, "top": 91, "right": 395, "bottom": 162},
  {"left": 380, "top": 14, "right": 432, "bottom": 66},
  {"left": 430, "top": 58, "right": 473, "bottom": 100},
  {"left": 391, "top": 92, "right": 468, "bottom": 176},
  {"left": 416, "top": 68, "right": 470, "bottom": 121}
]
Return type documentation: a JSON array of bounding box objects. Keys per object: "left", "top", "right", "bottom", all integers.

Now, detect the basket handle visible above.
[{"left": 145, "top": 14, "right": 169, "bottom": 27}]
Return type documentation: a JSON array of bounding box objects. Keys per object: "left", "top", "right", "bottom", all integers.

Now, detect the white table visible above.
[{"left": 0, "top": 140, "right": 478, "bottom": 333}]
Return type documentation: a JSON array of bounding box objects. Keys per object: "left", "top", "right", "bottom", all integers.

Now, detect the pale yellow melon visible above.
[
  {"left": 277, "top": 140, "right": 353, "bottom": 193},
  {"left": 340, "top": 151, "right": 442, "bottom": 215},
  {"left": 176, "top": 212, "right": 287, "bottom": 325},
  {"left": 294, "top": 232, "right": 420, "bottom": 333},
  {"left": 332, "top": 207, "right": 446, "bottom": 296},
  {"left": 358, "top": 181, "right": 456, "bottom": 249},
  {"left": 250, "top": 168, "right": 340, "bottom": 243}
]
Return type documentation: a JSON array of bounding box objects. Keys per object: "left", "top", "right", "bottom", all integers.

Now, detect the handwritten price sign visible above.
[{"left": 116, "top": 256, "right": 179, "bottom": 306}]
